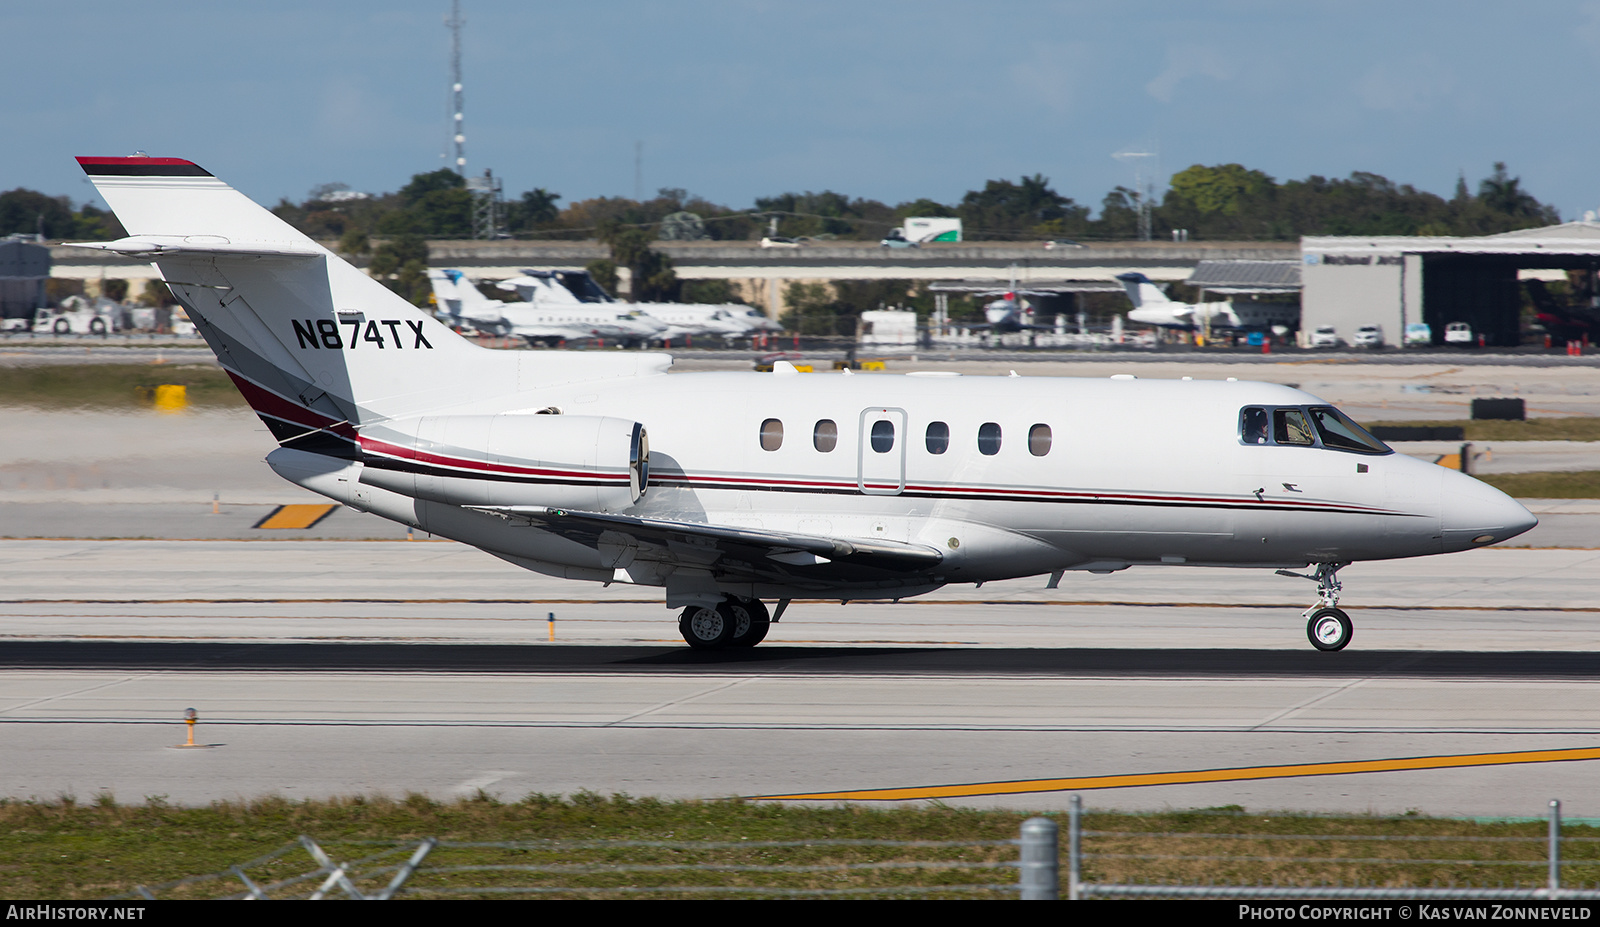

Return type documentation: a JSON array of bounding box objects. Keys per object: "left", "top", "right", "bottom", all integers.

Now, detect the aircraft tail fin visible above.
[
  {"left": 74, "top": 156, "right": 518, "bottom": 451},
  {"left": 1115, "top": 272, "right": 1174, "bottom": 309},
  {"left": 428, "top": 268, "right": 507, "bottom": 328}
]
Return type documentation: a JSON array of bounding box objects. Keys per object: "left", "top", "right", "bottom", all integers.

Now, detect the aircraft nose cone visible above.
[{"left": 1440, "top": 472, "right": 1538, "bottom": 551}]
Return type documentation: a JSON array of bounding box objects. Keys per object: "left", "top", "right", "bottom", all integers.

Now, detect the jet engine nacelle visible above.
[{"left": 359, "top": 413, "right": 649, "bottom": 512}]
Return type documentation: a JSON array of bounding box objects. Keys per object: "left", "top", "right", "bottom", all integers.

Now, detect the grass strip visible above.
[
  {"left": 6, "top": 793, "right": 1600, "bottom": 900},
  {"left": 0, "top": 364, "right": 243, "bottom": 409},
  {"left": 1366, "top": 418, "right": 1600, "bottom": 442},
  {"left": 1474, "top": 470, "right": 1600, "bottom": 498}
]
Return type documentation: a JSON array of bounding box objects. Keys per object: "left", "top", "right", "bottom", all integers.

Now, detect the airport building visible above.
[
  {"left": 0, "top": 236, "right": 49, "bottom": 324},
  {"left": 1300, "top": 223, "right": 1600, "bottom": 346}
]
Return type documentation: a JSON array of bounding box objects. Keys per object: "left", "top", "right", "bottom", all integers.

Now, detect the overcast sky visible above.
[{"left": 6, "top": 1, "right": 1599, "bottom": 219}]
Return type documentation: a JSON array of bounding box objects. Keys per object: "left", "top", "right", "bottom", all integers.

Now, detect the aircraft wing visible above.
[{"left": 465, "top": 505, "right": 945, "bottom": 579}]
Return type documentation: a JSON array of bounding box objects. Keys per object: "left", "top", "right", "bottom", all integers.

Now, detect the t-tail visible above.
[
  {"left": 427, "top": 268, "right": 507, "bottom": 331},
  {"left": 1115, "top": 272, "right": 1175, "bottom": 309},
  {"left": 71, "top": 156, "right": 666, "bottom": 459}
]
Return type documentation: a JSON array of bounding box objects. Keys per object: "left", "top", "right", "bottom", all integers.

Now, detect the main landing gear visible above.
[
  {"left": 1277, "top": 562, "right": 1353, "bottom": 652},
  {"left": 678, "top": 597, "right": 772, "bottom": 650}
]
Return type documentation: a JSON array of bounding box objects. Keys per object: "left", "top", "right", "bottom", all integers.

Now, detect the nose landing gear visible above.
[{"left": 1277, "top": 562, "right": 1353, "bottom": 651}]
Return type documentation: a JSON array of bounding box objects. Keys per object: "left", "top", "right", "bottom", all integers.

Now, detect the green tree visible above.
[
  {"left": 1092, "top": 186, "right": 1143, "bottom": 239},
  {"left": 754, "top": 191, "right": 896, "bottom": 239},
  {"left": 337, "top": 229, "right": 370, "bottom": 257},
  {"left": 139, "top": 279, "right": 174, "bottom": 307},
  {"left": 370, "top": 236, "right": 429, "bottom": 305},
  {"left": 509, "top": 188, "right": 562, "bottom": 232},
  {"left": 600, "top": 224, "right": 677, "bottom": 301},
  {"left": 781, "top": 282, "right": 842, "bottom": 334},
  {"left": 957, "top": 175, "right": 1088, "bottom": 240},
  {"left": 1168, "top": 164, "right": 1274, "bottom": 216},
  {"left": 680, "top": 279, "right": 744, "bottom": 304},
  {"left": 399, "top": 169, "right": 466, "bottom": 203},
  {"left": 895, "top": 198, "right": 956, "bottom": 219},
  {"left": 0, "top": 189, "right": 75, "bottom": 239},
  {"left": 586, "top": 259, "right": 619, "bottom": 296}
]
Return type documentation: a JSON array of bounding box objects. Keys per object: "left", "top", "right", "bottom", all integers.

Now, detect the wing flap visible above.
[{"left": 467, "top": 505, "right": 944, "bottom": 573}]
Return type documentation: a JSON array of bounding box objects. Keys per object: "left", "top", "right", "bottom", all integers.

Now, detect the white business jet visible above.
[
  {"left": 69, "top": 156, "right": 1536, "bottom": 652},
  {"left": 497, "top": 269, "right": 779, "bottom": 343},
  {"left": 1118, "top": 272, "right": 1299, "bottom": 331},
  {"left": 428, "top": 268, "right": 666, "bottom": 347}
]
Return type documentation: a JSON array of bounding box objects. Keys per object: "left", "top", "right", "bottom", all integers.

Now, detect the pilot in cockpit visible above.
[{"left": 1241, "top": 407, "right": 1269, "bottom": 445}]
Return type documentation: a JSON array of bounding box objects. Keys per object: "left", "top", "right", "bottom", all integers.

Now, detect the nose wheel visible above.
[
  {"left": 1278, "top": 562, "right": 1354, "bottom": 652},
  {"left": 1307, "top": 607, "right": 1353, "bottom": 651}
]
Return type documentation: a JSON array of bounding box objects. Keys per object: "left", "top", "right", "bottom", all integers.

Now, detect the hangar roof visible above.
[
  {"left": 1303, "top": 223, "right": 1600, "bottom": 268},
  {"left": 1186, "top": 259, "right": 1300, "bottom": 294}
]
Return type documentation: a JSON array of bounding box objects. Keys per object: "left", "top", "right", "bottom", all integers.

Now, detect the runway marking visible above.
[
  {"left": 253, "top": 504, "right": 340, "bottom": 530},
  {"left": 753, "top": 746, "right": 1600, "bottom": 802}
]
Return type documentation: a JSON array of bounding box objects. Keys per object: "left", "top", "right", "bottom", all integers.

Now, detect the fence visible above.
[
  {"left": 117, "top": 828, "right": 1053, "bottom": 900},
  {"left": 1067, "top": 797, "right": 1600, "bottom": 901},
  {"left": 113, "top": 799, "right": 1600, "bottom": 900}
]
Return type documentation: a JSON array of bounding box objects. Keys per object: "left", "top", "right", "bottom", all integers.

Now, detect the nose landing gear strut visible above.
[{"left": 1277, "top": 562, "right": 1352, "bottom": 651}]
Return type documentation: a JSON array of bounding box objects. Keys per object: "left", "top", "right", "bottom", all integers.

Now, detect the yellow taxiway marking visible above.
[
  {"left": 754, "top": 746, "right": 1600, "bottom": 802},
  {"left": 253, "top": 504, "right": 340, "bottom": 530}
]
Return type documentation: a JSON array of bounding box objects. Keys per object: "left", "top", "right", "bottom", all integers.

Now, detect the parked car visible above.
[
  {"left": 1309, "top": 325, "right": 1341, "bottom": 348},
  {"left": 1352, "top": 324, "right": 1384, "bottom": 348},
  {"left": 1444, "top": 322, "right": 1473, "bottom": 345},
  {"left": 1404, "top": 322, "right": 1432, "bottom": 346}
]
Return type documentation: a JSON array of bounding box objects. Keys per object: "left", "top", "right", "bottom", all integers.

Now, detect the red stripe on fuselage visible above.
[{"left": 224, "top": 371, "right": 355, "bottom": 439}]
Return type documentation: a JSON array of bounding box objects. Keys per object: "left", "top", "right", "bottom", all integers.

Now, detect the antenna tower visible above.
[
  {"left": 1112, "top": 148, "right": 1157, "bottom": 241},
  {"left": 467, "top": 169, "right": 503, "bottom": 240},
  {"left": 446, "top": 0, "right": 465, "bottom": 175}
]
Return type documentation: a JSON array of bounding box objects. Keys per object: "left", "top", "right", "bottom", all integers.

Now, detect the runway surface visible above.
[{"left": 3, "top": 539, "right": 1600, "bottom": 816}]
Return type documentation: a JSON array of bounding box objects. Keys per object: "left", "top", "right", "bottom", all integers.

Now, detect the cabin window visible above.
[
  {"left": 870, "top": 419, "right": 896, "bottom": 453},
  {"left": 925, "top": 421, "right": 949, "bottom": 454},
  {"left": 1273, "top": 409, "right": 1315, "bottom": 446},
  {"left": 1240, "top": 407, "right": 1269, "bottom": 445},
  {"left": 1309, "top": 406, "right": 1391, "bottom": 455},
  {"left": 813, "top": 419, "right": 838, "bottom": 452},
  {"left": 978, "top": 422, "right": 1002, "bottom": 456},
  {"left": 759, "top": 418, "right": 784, "bottom": 451},
  {"left": 1028, "top": 424, "right": 1052, "bottom": 457}
]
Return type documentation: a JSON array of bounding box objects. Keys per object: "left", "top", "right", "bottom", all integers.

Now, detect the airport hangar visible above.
[
  {"left": 47, "top": 228, "right": 1600, "bottom": 342},
  {"left": 1301, "top": 222, "right": 1600, "bottom": 347}
]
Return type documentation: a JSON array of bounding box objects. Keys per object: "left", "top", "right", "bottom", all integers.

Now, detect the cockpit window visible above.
[
  {"left": 1240, "top": 404, "right": 1393, "bottom": 455},
  {"left": 1240, "top": 408, "right": 1268, "bottom": 445},
  {"left": 1273, "top": 409, "right": 1315, "bottom": 446},
  {"left": 1309, "top": 406, "right": 1391, "bottom": 455}
]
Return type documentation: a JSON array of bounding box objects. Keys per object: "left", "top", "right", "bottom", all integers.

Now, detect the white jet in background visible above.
[
  {"left": 428, "top": 268, "right": 665, "bottom": 347},
  {"left": 68, "top": 155, "right": 1536, "bottom": 653},
  {"left": 497, "top": 269, "right": 777, "bottom": 343},
  {"left": 1118, "top": 272, "right": 1300, "bottom": 331}
]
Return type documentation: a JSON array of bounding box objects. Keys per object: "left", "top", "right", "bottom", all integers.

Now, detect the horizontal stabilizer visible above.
[{"left": 62, "top": 237, "right": 323, "bottom": 259}]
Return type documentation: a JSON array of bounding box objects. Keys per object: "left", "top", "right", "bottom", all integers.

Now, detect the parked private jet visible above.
[
  {"left": 496, "top": 269, "right": 779, "bottom": 343},
  {"left": 427, "top": 268, "right": 666, "bottom": 347},
  {"left": 1117, "top": 272, "right": 1300, "bottom": 331},
  {"left": 67, "top": 155, "right": 1536, "bottom": 652}
]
